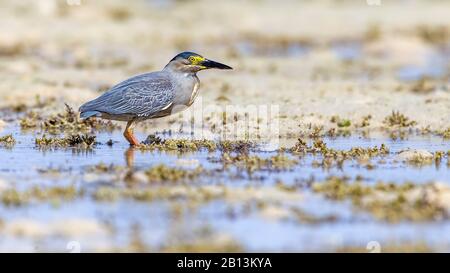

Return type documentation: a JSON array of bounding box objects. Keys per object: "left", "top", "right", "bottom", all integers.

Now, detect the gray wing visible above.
[{"left": 80, "top": 71, "right": 175, "bottom": 118}]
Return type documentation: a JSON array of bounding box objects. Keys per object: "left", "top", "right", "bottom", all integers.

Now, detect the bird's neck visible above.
[
  {"left": 165, "top": 67, "right": 197, "bottom": 78},
  {"left": 164, "top": 61, "right": 200, "bottom": 75}
]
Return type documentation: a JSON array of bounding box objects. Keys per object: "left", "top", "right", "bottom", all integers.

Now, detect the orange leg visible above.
[{"left": 123, "top": 120, "right": 140, "bottom": 146}]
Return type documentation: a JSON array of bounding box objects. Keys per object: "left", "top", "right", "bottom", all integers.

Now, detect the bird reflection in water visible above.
[{"left": 125, "top": 147, "right": 136, "bottom": 169}]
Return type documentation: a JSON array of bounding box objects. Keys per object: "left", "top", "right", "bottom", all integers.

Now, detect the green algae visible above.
[
  {"left": 416, "top": 24, "right": 449, "bottom": 45},
  {"left": 337, "top": 119, "right": 351, "bottom": 128},
  {"left": 410, "top": 77, "right": 436, "bottom": 94},
  {"left": 87, "top": 163, "right": 125, "bottom": 173},
  {"left": 312, "top": 177, "right": 448, "bottom": 222},
  {"left": 93, "top": 185, "right": 226, "bottom": 203},
  {"left": 0, "top": 134, "right": 16, "bottom": 148},
  {"left": 138, "top": 137, "right": 255, "bottom": 154},
  {"left": 145, "top": 164, "right": 203, "bottom": 183},
  {"left": 383, "top": 111, "right": 418, "bottom": 128},
  {"left": 440, "top": 128, "right": 450, "bottom": 139},
  {"left": 161, "top": 226, "right": 243, "bottom": 253},
  {"left": 218, "top": 140, "right": 255, "bottom": 153},
  {"left": 139, "top": 137, "right": 216, "bottom": 152},
  {"left": 35, "top": 134, "right": 96, "bottom": 148},
  {"left": 1, "top": 185, "right": 80, "bottom": 206},
  {"left": 93, "top": 187, "right": 121, "bottom": 202},
  {"left": 291, "top": 207, "right": 338, "bottom": 224},
  {"left": 221, "top": 153, "right": 297, "bottom": 173},
  {"left": 20, "top": 104, "right": 119, "bottom": 133},
  {"left": 359, "top": 115, "right": 372, "bottom": 128},
  {"left": 330, "top": 116, "right": 352, "bottom": 127},
  {"left": 289, "top": 138, "right": 389, "bottom": 159},
  {"left": 336, "top": 242, "right": 433, "bottom": 253}
]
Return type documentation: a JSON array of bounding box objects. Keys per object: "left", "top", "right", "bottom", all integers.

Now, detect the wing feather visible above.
[{"left": 79, "top": 72, "right": 175, "bottom": 118}]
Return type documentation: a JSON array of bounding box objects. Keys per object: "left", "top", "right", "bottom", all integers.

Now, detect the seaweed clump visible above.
[
  {"left": 330, "top": 116, "right": 351, "bottom": 128},
  {"left": 161, "top": 226, "right": 243, "bottom": 252},
  {"left": 35, "top": 134, "right": 96, "bottom": 148},
  {"left": 140, "top": 136, "right": 216, "bottom": 152},
  {"left": 439, "top": 127, "right": 450, "bottom": 140},
  {"left": 312, "top": 177, "right": 448, "bottom": 222},
  {"left": 337, "top": 242, "right": 432, "bottom": 253},
  {"left": 218, "top": 140, "right": 255, "bottom": 154},
  {"left": 289, "top": 138, "right": 389, "bottom": 159},
  {"left": 94, "top": 184, "right": 227, "bottom": 203},
  {"left": 221, "top": 153, "right": 297, "bottom": 173},
  {"left": 139, "top": 136, "right": 255, "bottom": 154},
  {"left": 20, "top": 104, "right": 119, "bottom": 133},
  {"left": 383, "top": 111, "right": 417, "bottom": 128},
  {"left": 1, "top": 185, "right": 79, "bottom": 206},
  {"left": 145, "top": 164, "right": 203, "bottom": 183},
  {"left": 0, "top": 134, "right": 16, "bottom": 148}
]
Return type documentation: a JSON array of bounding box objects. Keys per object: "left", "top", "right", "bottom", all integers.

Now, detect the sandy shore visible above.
[{"left": 0, "top": 0, "right": 449, "bottom": 139}]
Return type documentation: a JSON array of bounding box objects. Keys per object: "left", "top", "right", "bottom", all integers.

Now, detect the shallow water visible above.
[
  {"left": 232, "top": 39, "right": 450, "bottom": 82},
  {"left": 397, "top": 49, "right": 450, "bottom": 81},
  {"left": 1, "top": 125, "right": 450, "bottom": 252},
  {"left": 235, "top": 41, "right": 310, "bottom": 58},
  {"left": 3, "top": 126, "right": 449, "bottom": 186}
]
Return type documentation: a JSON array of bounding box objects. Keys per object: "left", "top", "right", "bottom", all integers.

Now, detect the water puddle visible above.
[
  {"left": 235, "top": 41, "right": 310, "bottom": 57},
  {"left": 332, "top": 42, "right": 362, "bottom": 62},
  {"left": 397, "top": 49, "right": 450, "bottom": 81},
  {"left": 1, "top": 124, "right": 449, "bottom": 251}
]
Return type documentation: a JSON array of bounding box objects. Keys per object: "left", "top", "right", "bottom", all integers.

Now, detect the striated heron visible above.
[{"left": 79, "top": 52, "right": 232, "bottom": 145}]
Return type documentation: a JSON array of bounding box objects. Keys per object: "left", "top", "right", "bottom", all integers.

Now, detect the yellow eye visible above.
[{"left": 188, "top": 56, "right": 196, "bottom": 63}]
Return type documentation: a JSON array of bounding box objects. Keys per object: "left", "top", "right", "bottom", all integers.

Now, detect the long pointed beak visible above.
[{"left": 201, "top": 59, "right": 232, "bottom": 70}]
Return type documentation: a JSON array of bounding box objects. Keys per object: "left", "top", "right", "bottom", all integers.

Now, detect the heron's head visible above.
[{"left": 165, "top": 52, "right": 232, "bottom": 73}]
